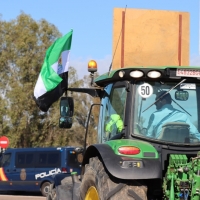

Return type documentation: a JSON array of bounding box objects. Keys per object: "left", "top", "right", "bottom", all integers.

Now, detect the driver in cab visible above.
[{"left": 146, "top": 91, "right": 200, "bottom": 140}]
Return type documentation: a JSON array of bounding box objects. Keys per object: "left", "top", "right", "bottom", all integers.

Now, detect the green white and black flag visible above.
[{"left": 34, "top": 30, "right": 73, "bottom": 112}]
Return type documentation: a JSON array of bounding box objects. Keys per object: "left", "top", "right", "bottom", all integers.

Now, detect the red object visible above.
[
  {"left": 61, "top": 167, "right": 67, "bottom": 173},
  {"left": 0, "top": 136, "right": 9, "bottom": 148},
  {"left": 118, "top": 146, "right": 140, "bottom": 155}
]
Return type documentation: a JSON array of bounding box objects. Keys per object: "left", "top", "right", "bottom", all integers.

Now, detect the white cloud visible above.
[{"left": 70, "top": 55, "right": 112, "bottom": 79}]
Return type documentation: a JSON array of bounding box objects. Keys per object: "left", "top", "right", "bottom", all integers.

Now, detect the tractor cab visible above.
[{"left": 89, "top": 66, "right": 200, "bottom": 146}]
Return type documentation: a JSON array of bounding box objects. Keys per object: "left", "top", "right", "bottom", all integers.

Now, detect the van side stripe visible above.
[{"left": 0, "top": 168, "right": 8, "bottom": 181}]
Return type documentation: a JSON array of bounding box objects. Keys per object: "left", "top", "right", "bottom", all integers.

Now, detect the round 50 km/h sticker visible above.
[{"left": 138, "top": 83, "right": 153, "bottom": 98}]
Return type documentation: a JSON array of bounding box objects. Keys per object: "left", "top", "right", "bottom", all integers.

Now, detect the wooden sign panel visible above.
[{"left": 112, "top": 8, "right": 189, "bottom": 69}]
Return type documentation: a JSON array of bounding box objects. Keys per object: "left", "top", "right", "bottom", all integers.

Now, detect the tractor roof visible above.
[{"left": 94, "top": 66, "right": 200, "bottom": 87}]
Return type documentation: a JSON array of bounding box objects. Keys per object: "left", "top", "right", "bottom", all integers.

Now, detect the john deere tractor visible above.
[{"left": 48, "top": 61, "right": 200, "bottom": 200}]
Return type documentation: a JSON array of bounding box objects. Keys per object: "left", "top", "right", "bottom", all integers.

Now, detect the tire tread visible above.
[{"left": 80, "top": 156, "right": 147, "bottom": 200}]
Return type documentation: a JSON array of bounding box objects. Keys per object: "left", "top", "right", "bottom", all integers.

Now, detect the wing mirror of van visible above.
[
  {"left": 59, "top": 97, "right": 74, "bottom": 129},
  {"left": 175, "top": 91, "right": 189, "bottom": 101}
]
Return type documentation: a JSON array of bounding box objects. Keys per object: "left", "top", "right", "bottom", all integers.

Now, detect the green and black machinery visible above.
[{"left": 48, "top": 60, "right": 200, "bottom": 200}]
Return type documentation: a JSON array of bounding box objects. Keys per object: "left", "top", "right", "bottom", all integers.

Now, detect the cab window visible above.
[
  {"left": 133, "top": 81, "right": 200, "bottom": 144},
  {"left": 100, "top": 83, "right": 127, "bottom": 141}
]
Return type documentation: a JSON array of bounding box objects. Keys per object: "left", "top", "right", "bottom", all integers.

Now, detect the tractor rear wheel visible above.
[{"left": 80, "top": 157, "right": 147, "bottom": 200}]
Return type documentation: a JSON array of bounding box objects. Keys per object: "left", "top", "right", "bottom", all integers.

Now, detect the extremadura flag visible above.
[{"left": 34, "top": 30, "right": 73, "bottom": 112}]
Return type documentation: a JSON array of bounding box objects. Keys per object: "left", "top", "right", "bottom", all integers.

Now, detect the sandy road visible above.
[{"left": 0, "top": 193, "right": 46, "bottom": 200}]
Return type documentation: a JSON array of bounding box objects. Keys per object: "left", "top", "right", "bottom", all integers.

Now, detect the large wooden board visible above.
[{"left": 112, "top": 8, "right": 189, "bottom": 69}]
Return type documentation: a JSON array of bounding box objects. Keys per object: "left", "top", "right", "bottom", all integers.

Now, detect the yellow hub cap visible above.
[{"left": 85, "top": 186, "right": 99, "bottom": 200}]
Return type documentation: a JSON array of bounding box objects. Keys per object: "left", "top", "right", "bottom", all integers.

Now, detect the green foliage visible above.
[
  {"left": 0, "top": 13, "right": 62, "bottom": 147},
  {"left": 0, "top": 13, "right": 100, "bottom": 148}
]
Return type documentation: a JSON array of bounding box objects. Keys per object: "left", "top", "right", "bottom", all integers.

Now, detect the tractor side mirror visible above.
[
  {"left": 175, "top": 91, "right": 189, "bottom": 101},
  {"left": 59, "top": 97, "right": 74, "bottom": 128}
]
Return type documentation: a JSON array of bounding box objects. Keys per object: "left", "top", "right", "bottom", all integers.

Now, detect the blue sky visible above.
[{"left": 1, "top": 0, "right": 200, "bottom": 78}]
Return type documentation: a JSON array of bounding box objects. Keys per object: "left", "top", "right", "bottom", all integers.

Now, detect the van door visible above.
[
  {"left": 35, "top": 150, "right": 61, "bottom": 182},
  {"left": 0, "top": 152, "right": 12, "bottom": 190},
  {"left": 10, "top": 151, "right": 36, "bottom": 191}
]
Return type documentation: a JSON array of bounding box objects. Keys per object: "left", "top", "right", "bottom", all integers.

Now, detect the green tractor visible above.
[{"left": 48, "top": 61, "right": 200, "bottom": 200}]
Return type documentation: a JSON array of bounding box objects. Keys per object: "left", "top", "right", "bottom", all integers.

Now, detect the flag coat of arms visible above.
[{"left": 34, "top": 30, "right": 73, "bottom": 112}]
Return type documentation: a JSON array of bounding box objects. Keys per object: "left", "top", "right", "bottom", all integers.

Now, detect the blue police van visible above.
[{"left": 0, "top": 146, "right": 82, "bottom": 196}]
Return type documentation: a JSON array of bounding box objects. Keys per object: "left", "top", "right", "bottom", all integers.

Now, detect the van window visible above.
[
  {"left": 0, "top": 153, "right": 11, "bottom": 167},
  {"left": 15, "top": 152, "right": 34, "bottom": 168},
  {"left": 35, "top": 151, "right": 61, "bottom": 168}
]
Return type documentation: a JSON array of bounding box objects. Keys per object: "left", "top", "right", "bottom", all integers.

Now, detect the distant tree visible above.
[
  {"left": 0, "top": 13, "right": 61, "bottom": 147},
  {"left": 0, "top": 12, "right": 100, "bottom": 148}
]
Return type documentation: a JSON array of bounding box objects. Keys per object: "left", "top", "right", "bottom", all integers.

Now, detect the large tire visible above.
[
  {"left": 46, "top": 176, "right": 80, "bottom": 200},
  {"left": 47, "top": 176, "right": 76, "bottom": 200},
  {"left": 80, "top": 157, "right": 147, "bottom": 200},
  {"left": 55, "top": 176, "right": 73, "bottom": 200}
]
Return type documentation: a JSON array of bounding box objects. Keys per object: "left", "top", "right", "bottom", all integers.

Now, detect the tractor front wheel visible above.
[{"left": 80, "top": 157, "right": 147, "bottom": 200}]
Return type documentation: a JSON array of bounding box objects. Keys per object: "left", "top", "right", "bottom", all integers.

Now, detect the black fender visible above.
[{"left": 82, "top": 144, "right": 161, "bottom": 180}]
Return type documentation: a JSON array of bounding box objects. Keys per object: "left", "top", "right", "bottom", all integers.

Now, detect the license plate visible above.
[{"left": 176, "top": 69, "right": 200, "bottom": 77}]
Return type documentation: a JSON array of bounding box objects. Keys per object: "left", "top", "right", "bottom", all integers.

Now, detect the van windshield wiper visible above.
[{"left": 142, "top": 79, "right": 188, "bottom": 113}]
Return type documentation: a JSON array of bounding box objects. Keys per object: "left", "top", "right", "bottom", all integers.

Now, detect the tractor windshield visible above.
[{"left": 133, "top": 81, "right": 200, "bottom": 144}]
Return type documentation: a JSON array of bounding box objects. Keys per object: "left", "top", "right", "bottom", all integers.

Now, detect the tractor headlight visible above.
[
  {"left": 147, "top": 71, "right": 161, "bottom": 78},
  {"left": 119, "top": 70, "right": 125, "bottom": 78},
  {"left": 130, "top": 70, "right": 144, "bottom": 78}
]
